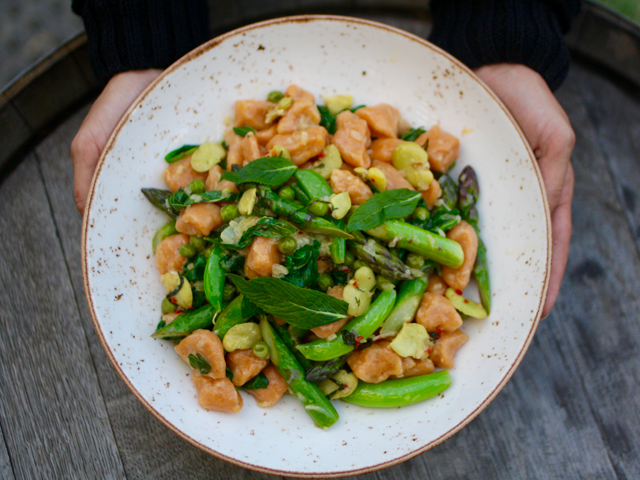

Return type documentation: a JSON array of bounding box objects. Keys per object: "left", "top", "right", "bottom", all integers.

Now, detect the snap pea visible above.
[
  {"left": 340, "top": 371, "right": 451, "bottom": 407},
  {"left": 367, "top": 220, "right": 464, "bottom": 269},
  {"left": 212, "top": 295, "right": 260, "bottom": 339},
  {"left": 291, "top": 183, "right": 311, "bottom": 205},
  {"left": 204, "top": 244, "right": 225, "bottom": 312},
  {"left": 272, "top": 322, "right": 313, "bottom": 371},
  {"left": 294, "top": 169, "right": 333, "bottom": 200},
  {"left": 152, "top": 221, "right": 178, "bottom": 254},
  {"left": 329, "top": 218, "right": 347, "bottom": 264},
  {"left": 296, "top": 289, "right": 396, "bottom": 361},
  {"left": 380, "top": 277, "right": 428, "bottom": 334},
  {"left": 151, "top": 303, "right": 217, "bottom": 339},
  {"left": 260, "top": 318, "right": 339, "bottom": 428}
]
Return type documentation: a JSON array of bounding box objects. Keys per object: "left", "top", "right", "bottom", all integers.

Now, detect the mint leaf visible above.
[
  {"left": 283, "top": 240, "right": 320, "bottom": 288},
  {"left": 347, "top": 189, "right": 422, "bottom": 231},
  {"left": 400, "top": 127, "right": 426, "bottom": 142},
  {"left": 223, "top": 217, "right": 297, "bottom": 250},
  {"left": 226, "top": 274, "right": 348, "bottom": 329},
  {"left": 165, "top": 144, "right": 199, "bottom": 163},
  {"left": 242, "top": 372, "right": 269, "bottom": 390},
  {"left": 188, "top": 353, "right": 211, "bottom": 375},
  {"left": 220, "top": 157, "right": 297, "bottom": 186},
  {"left": 233, "top": 126, "right": 257, "bottom": 137}
]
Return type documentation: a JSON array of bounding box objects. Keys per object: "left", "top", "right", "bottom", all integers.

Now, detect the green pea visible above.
[
  {"left": 292, "top": 199, "right": 304, "bottom": 207},
  {"left": 267, "top": 90, "right": 284, "bottom": 103},
  {"left": 179, "top": 244, "right": 197, "bottom": 258},
  {"left": 190, "top": 236, "right": 206, "bottom": 250},
  {"left": 223, "top": 283, "right": 236, "bottom": 302},
  {"left": 189, "top": 179, "right": 206, "bottom": 194},
  {"left": 412, "top": 206, "right": 430, "bottom": 221},
  {"left": 406, "top": 253, "right": 425, "bottom": 269},
  {"left": 252, "top": 340, "right": 270, "bottom": 359},
  {"left": 353, "top": 259, "right": 367, "bottom": 270},
  {"left": 220, "top": 204, "right": 240, "bottom": 223},
  {"left": 318, "top": 273, "right": 334, "bottom": 292},
  {"left": 376, "top": 275, "right": 395, "bottom": 291},
  {"left": 308, "top": 200, "right": 329, "bottom": 217},
  {"left": 161, "top": 297, "right": 176, "bottom": 315},
  {"left": 343, "top": 251, "right": 355, "bottom": 267},
  {"left": 278, "top": 185, "right": 296, "bottom": 201},
  {"left": 278, "top": 236, "right": 297, "bottom": 255}
]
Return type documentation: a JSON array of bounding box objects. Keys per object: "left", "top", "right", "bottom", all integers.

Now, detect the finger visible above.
[
  {"left": 70, "top": 124, "right": 102, "bottom": 214},
  {"left": 535, "top": 119, "right": 575, "bottom": 212},
  {"left": 542, "top": 163, "right": 574, "bottom": 318}
]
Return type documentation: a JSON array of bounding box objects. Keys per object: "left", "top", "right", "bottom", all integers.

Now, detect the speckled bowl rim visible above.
[{"left": 81, "top": 14, "right": 551, "bottom": 478}]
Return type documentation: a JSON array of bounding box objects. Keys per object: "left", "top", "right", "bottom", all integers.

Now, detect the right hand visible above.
[{"left": 71, "top": 69, "right": 162, "bottom": 214}]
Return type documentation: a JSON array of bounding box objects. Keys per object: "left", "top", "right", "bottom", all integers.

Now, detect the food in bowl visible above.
[{"left": 141, "top": 84, "right": 491, "bottom": 428}]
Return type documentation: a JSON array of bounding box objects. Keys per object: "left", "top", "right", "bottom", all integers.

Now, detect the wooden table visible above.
[{"left": 1, "top": 3, "right": 639, "bottom": 479}]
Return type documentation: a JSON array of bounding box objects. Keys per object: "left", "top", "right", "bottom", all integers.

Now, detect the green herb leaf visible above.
[
  {"left": 347, "top": 189, "right": 422, "bottom": 231},
  {"left": 182, "top": 254, "right": 207, "bottom": 282},
  {"left": 223, "top": 217, "right": 297, "bottom": 250},
  {"left": 225, "top": 367, "right": 234, "bottom": 380},
  {"left": 188, "top": 353, "right": 211, "bottom": 375},
  {"left": 350, "top": 105, "right": 366, "bottom": 112},
  {"left": 220, "top": 157, "right": 297, "bottom": 186},
  {"left": 400, "top": 127, "right": 426, "bottom": 142},
  {"left": 283, "top": 240, "right": 320, "bottom": 288},
  {"left": 165, "top": 144, "right": 199, "bottom": 163},
  {"left": 168, "top": 189, "right": 241, "bottom": 211},
  {"left": 242, "top": 372, "right": 269, "bottom": 390},
  {"left": 317, "top": 105, "right": 337, "bottom": 134},
  {"left": 226, "top": 274, "right": 348, "bottom": 329},
  {"left": 233, "top": 126, "right": 257, "bottom": 137}
]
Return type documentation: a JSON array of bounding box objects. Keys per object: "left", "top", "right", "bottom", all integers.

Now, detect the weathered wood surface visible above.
[{"left": 1, "top": 13, "right": 640, "bottom": 480}]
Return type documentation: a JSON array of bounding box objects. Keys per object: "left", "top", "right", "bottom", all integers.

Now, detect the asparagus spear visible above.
[
  {"left": 256, "top": 186, "right": 352, "bottom": 239},
  {"left": 458, "top": 166, "right": 491, "bottom": 313},
  {"left": 141, "top": 188, "right": 178, "bottom": 218},
  {"left": 348, "top": 232, "right": 414, "bottom": 280}
]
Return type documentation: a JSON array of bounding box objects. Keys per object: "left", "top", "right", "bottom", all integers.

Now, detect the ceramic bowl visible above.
[{"left": 82, "top": 15, "right": 550, "bottom": 478}]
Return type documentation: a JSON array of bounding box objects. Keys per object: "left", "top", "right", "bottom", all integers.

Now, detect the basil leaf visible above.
[
  {"left": 222, "top": 218, "right": 297, "bottom": 250},
  {"left": 165, "top": 144, "right": 199, "bottom": 163},
  {"left": 220, "top": 157, "right": 297, "bottom": 186},
  {"left": 283, "top": 240, "right": 320, "bottom": 288},
  {"left": 400, "top": 127, "right": 426, "bottom": 142},
  {"left": 317, "top": 105, "right": 337, "bottom": 134},
  {"left": 226, "top": 274, "right": 348, "bottom": 329},
  {"left": 233, "top": 126, "right": 257, "bottom": 137},
  {"left": 347, "top": 189, "right": 422, "bottom": 231},
  {"left": 188, "top": 353, "right": 211, "bottom": 375},
  {"left": 168, "top": 189, "right": 241, "bottom": 211},
  {"left": 242, "top": 372, "right": 269, "bottom": 390}
]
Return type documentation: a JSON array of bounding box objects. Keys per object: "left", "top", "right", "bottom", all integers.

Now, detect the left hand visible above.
[{"left": 474, "top": 63, "right": 575, "bottom": 318}]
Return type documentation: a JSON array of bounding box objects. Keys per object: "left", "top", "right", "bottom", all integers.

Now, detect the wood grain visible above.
[
  {"left": 0, "top": 154, "right": 125, "bottom": 479},
  {"left": 0, "top": 423, "right": 15, "bottom": 480}
]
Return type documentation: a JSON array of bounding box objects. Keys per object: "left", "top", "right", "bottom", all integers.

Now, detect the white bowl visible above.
[{"left": 82, "top": 15, "right": 550, "bottom": 478}]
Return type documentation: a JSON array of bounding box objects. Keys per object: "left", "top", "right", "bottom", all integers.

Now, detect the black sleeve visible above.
[
  {"left": 428, "top": 0, "right": 581, "bottom": 90},
  {"left": 72, "top": 0, "right": 210, "bottom": 84}
]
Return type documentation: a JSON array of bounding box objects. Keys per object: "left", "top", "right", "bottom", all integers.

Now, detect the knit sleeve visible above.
[
  {"left": 428, "top": 0, "right": 581, "bottom": 90},
  {"left": 72, "top": 0, "right": 210, "bottom": 84}
]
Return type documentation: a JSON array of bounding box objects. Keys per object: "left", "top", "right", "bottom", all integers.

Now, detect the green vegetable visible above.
[
  {"left": 165, "top": 144, "right": 199, "bottom": 163},
  {"left": 223, "top": 217, "right": 297, "bottom": 250},
  {"left": 223, "top": 322, "right": 262, "bottom": 352},
  {"left": 220, "top": 204, "right": 240, "bottom": 223},
  {"left": 341, "top": 371, "right": 451, "bottom": 407},
  {"left": 474, "top": 237, "right": 491, "bottom": 313},
  {"left": 220, "top": 157, "right": 296, "bottom": 186},
  {"left": 305, "top": 355, "right": 348, "bottom": 383},
  {"left": 400, "top": 127, "right": 427, "bottom": 142},
  {"left": 343, "top": 251, "right": 355, "bottom": 267},
  {"left": 161, "top": 297, "right": 176, "bottom": 315},
  {"left": 381, "top": 276, "right": 429, "bottom": 333},
  {"left": 278, "top": 236, "right": 297, "bottom": 255},
  {"left": 330, "top": 237, "right": 346, "bottom": 264},
  {"left": 252, "top": 341, "right": 270, "bottom": 359},
  {"left": 389, "top": 322, "right": 431, "bottom": 358},
  {"left": 144, "top": 188, "right": 239, "bottom": 214},
  {"left": 308, "top": 200, "right": 329, "bottom": 217},
  {"left": 188, "top": 353, "right": 211, "bottom": 375},
  {"left": 227, "top": 274, "right": 349, "bottom": 329},
  {"left": 151, "top": 303, "right": 217, "bottom": 339},
  {"left": 367, "top": 220, "right": 464, "bottom": 268},
  {"left": 256, "top": 186, "right": 353, "bottom": 239},
  {"left": 283, "top": 241, "right": 320, "bottom": 288},
  {"left": 347, "top": 189, "right": 422, "bottom": 232},
  {"left": 260, "top": 318, "right": 339, "bottom": 428},
  {"left": 352, "top": 259, "right": 367, "bottom": 270},
  {"left": 267, "top": 90, "right": 284, "bottom": 102},
  {"left": 412, "top": 206, "right": 429, "bottom": 221},
  {"left": 296, "top": 289, "right": 396, "bottom": 361},
  {"left": 204, "top": 244, "right": 225, "bottom": 311},
  {"left": 406, "top": 253, "right": 425, "bottom": 269},
  {"left": 438, "top": 175, "right": 458, "bottom": 211},
  {"left": 179, "top": 244, "right": 197, "bottom": 258},
  {"left": 278, "top": 185, "right": 296, "bottom": 201},
  {"left": 189, "top": 236, "right": 206, "bottom": 250},
  {"left": 219, "top": 253, "right": 245, "bottom": 273},
  {"left": 294, "top": 169, "right": 333, "bottom": 200},
  {"left": 445, "top": 288, "right": 488, "bottom": 318},
  {"left": 317, "top": 105, "right": 337, "bottom": 134},
  {"left": 291, "top": 184, "right": 311, "bottom": 205},
  {"left": 233, "top": 126, "right": 257, "bottom": 137},
  {"left": 242, "top": 372, "right": 269, "bottom": 390},
  {"left": 350, "top": 104, "right": 366, "bottom": 112},
  {"left": 349, "top": 232, "right": 413, "bottom": 280},
  {"left": 182, "top": 254, "right": 206, "bottom": 282},
  {"left": 318, "top": 273, "right": 334, "bottom": 292},
  {"left": 152, "top": 221, "right": 178, "bottom": 254},
  {"left": 212, "top": 295, "right": 262, "bottom": 339},
  {"left": 141, "top": 188, "right": 178, "bottom": 218},
  {"left": 272, "top": 323, "right": 312, "bottom": 371},
  {"left": 222, "top": 283, "right": 236, "bottom": 302}
]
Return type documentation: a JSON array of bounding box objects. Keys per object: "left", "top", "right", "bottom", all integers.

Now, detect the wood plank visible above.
[
  {"left": 552, "top": 62, "right": 640, "bottom": 480},
  {"left": 0, "top": 424, "right": 15, "bottom": 480},
  {"left": 0, "top": 154, "right": 126, "bottom": 479},
  {"left": 35, "top": 109, "right": 279, "bottom": 480}
]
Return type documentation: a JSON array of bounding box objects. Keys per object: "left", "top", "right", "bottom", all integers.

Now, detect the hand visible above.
[
  {"left": 474, "top": 63, "right": 575, "bottom": 318},
  {"left": 71, "top": 69, "right": 162, "bottom": 214}
]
